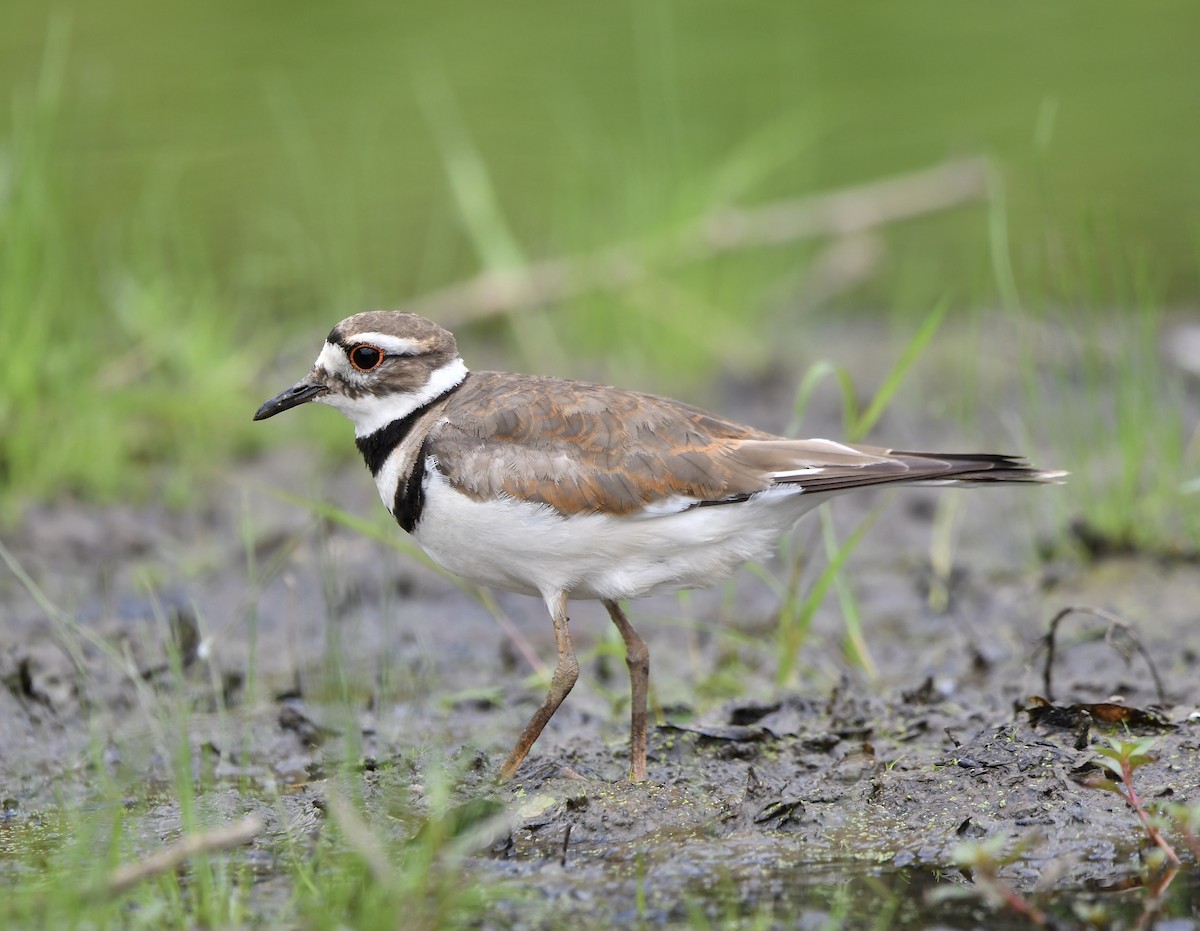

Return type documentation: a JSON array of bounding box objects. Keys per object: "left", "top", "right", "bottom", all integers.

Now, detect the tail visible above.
[
  {"left": 890, "top": 451, "right": 1068, "bottom": 486},
  {"left": 783, "top": 448, "right": 1067, "bottom": 496}
]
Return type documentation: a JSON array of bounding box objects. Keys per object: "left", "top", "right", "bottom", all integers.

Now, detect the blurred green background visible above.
[{"left": 2, "top": 1, "right": 1198, "bottom": 523}]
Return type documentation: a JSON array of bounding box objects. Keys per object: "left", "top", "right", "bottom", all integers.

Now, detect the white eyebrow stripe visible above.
[{"left": 341, "top": 332, "right": 424, "bottom": 355}]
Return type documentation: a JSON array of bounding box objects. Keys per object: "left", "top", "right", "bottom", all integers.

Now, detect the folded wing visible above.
[{"left": 429, "top": 372, "right": 1063, "bottom": 516}]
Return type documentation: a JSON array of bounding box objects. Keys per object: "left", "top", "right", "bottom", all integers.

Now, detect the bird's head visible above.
[{"left": 253, "top": 311, "right": 467, "bottom": 437}]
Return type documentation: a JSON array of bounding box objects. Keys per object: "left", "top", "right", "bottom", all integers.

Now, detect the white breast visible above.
[{"left": 410, "top": 467, "right": 822, "bottom": 602}]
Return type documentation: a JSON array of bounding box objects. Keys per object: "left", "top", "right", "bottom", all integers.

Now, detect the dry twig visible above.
[
  {"left": 403, "top": 157, "right": 987, "bottom": 327},
  {"left": 103, "top": 815, "right": 263, "bottom": 898},
  {"left": 1041, "top": 605, "right": 1166, "bottom": 705}
]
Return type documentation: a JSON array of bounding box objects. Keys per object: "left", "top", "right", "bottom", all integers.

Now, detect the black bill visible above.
[{"left": 253, "top": 382, "right": 329, "bottom": 421}]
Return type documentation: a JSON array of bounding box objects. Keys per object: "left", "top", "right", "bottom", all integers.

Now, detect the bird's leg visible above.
[
  {"left": 603, "top": 599, "right": 649, "bottom": 782},
  {"left": 499, "top": 593, "right": 578, "bottom": 780}
]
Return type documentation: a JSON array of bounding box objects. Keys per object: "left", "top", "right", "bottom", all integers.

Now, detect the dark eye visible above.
[{"left": 348, "top": 344, "right": 384, "bottom": 372}]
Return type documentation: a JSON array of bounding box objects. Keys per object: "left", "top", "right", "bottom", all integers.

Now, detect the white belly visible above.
[{"left": 409, "top": 469, "right": 821, "bottom": 602}]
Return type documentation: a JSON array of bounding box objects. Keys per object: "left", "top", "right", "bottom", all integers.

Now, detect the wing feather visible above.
[{"left": 426, "top": 372, "right": 1062, "bottom": 516}]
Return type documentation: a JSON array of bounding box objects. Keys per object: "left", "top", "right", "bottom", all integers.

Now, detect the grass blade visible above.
[
  {"left": 851, "top": 295, "right": 949, "bottom": 441},
  {"left": 775, "top": 503, "right": 879, "bottom": 686}
]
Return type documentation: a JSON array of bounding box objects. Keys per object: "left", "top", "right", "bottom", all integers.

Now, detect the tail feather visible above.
[
  {"left": 890, "top": 451, "right": 1067, "bottom": 484},
  {"left": 697, "top": 439, "right": 1064, "bottom": 508},
  {"left": 784, "top": 450, "right": 1066, "bottom": 496}
]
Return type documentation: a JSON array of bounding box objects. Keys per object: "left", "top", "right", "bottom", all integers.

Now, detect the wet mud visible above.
[{"left": 1, "top": 384, "right": 1198, "bottom": 926}]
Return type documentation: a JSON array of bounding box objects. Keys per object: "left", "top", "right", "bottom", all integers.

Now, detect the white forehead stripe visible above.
[
  {"left": 315, "top": 341, "right": 345, "bottom": 373},
  {"left": 341, "top": 332, "right": 424, "bottom": 355}
]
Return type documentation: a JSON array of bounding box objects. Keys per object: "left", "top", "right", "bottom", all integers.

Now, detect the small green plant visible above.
[
  {"left": 934, "top": 835, "right": 1051, "bottom": 927},
  {"left": 1091, "top": 736, "right": 1181, "bottom": 866},
  {"left": 1071, "top": 738, "right": 1190, "bottom": 931},
  {"left": 753, "top": 505, "right": 881, "bottom": 687},
  {"left": 788, "top": 297, "right": 949, "bottom": 445},
  {"left": 757, "top": 297, "right": 949, "bottom": 684},
  {"left": 1158, "top": 800, "right": 1200, "bottom": 860}
]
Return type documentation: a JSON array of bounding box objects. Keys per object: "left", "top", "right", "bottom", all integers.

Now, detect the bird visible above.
[{"left": 254, "top": 311, "right": 1062, "bottom": 782}]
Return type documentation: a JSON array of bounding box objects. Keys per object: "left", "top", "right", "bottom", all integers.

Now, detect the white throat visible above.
[{"left": 318, "top": 355, "right": 469, "bottom": 437}]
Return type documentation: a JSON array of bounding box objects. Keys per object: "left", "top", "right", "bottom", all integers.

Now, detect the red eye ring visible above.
[{"left": 348, "top": 344, "right": 384, "bottom": 372}]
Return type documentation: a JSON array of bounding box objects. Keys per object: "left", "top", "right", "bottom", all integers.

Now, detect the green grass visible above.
[
  {"left": 0, "top": 21, "right": 270, "bottom": 510},
  {"left": 1046, "top": 303, "right": 1199, "bottom": 556},
  {"left": 0, "top": 534, "right": 504, "bottom": 930},
  {"left": 2, "top": 3, "right": 1198, "bottom": 559}
]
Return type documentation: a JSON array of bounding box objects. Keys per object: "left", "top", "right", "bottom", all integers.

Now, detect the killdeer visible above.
[{"left": 254, "top": 311, "right": 1062, "bottom": 782}]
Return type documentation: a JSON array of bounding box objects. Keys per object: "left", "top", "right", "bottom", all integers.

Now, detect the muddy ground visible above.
[{"left": 1, "top": 351, "right": 1198, "bottom": 928}]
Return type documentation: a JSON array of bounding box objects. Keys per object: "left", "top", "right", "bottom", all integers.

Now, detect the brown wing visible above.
[
  {"left": 428, "top": 372, "right": 782, "bottom": 515},
  {"left": 429, "top": 372, "right": 1063, "bottom": 516}
]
